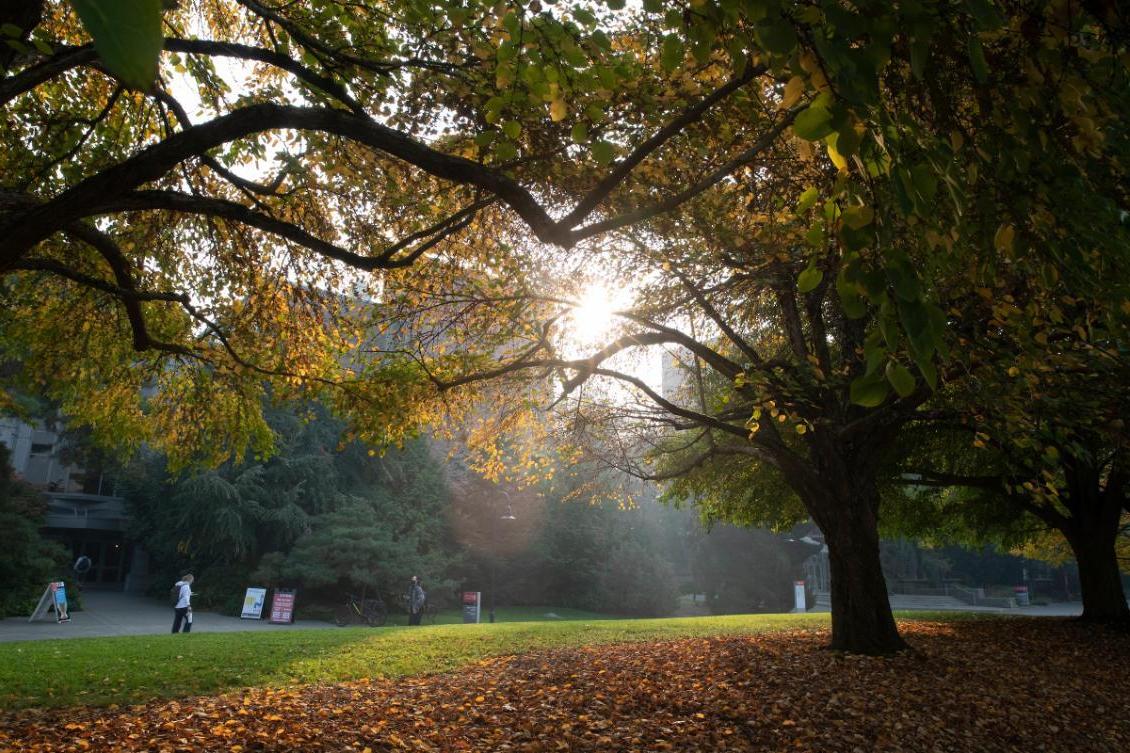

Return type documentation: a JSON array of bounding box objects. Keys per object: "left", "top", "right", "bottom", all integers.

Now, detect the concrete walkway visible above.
[
  {"left": 807, "top": 591, "right": 1091, "bottom": 616},
  {"left": 0, "top": 590, "right": 335, "bottom": 643}
]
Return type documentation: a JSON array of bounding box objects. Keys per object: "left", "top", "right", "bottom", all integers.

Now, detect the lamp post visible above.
[{"left": 489, "top": 497, "right": 516, "bottom": 624}]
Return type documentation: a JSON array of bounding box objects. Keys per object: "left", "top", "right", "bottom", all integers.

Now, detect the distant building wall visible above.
[{"left": 1, "top": 415, "right": 148, "bottom": 591}]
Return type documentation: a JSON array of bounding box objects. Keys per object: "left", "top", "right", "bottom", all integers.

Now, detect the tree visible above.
[
  {"left": 4, "top": 2, "right": 1126, "bottom": 653},
  {"left": 887, "top": 300, "right": 1130, "bottom": 622},
  {"left": 0, "top": 443, "right": 68, "bottom": 617},
  {"left": 123, "top": 401, "right": 459, "bottom": 610},
  {"left": 1, "top": 0, "right": 805, "bottom": 465}
]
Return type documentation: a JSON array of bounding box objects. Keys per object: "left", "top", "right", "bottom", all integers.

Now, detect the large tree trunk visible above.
[
  {"left": 1060, "top": 461, "right": 1129, "bottom": 623},
  {"left": 1067, "top": 520, "right": 1129, "bottom": 623},
  {"left": 771, "top": 426, "right": 909, "bottom": 654},
  {"left": 821, "top": 503, "right": 907, "bottom": 654},
  {"left": 795, "top": 447, "right": 907, "bottom": 654}
]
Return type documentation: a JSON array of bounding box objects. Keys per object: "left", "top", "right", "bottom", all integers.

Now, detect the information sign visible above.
[
  {"left": 29, "top": 582, "right": 69, "bottom": 623},
  {"left": 269, "top": 589, "right": 296, "bottom": 624},
  {"left": 241, "top": 587, "right": 267, "bottom": 619},
  {"left": 462, "top": 591, "right": 481, "bottom": 624}
]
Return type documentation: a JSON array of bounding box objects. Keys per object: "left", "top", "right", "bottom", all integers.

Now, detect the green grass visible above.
[
  {"left": 425, "top": 605, "right": 617, "bottom": 625},
  {"left": 0, "top": 611, "right": 988, "bottom": 711}
]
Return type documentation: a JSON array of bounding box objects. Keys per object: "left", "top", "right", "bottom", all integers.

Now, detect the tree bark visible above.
[
  {"left": 1059, "top": 460, "right": 1129, "bottom": 623},
  {"left": 821, "top": 504, "right": 908, "bottom": 654},
  {"left": 1067, "top": 520, "right": 1129, "bottom": 623}
]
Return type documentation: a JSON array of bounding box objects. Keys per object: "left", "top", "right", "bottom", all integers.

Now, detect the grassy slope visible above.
[{"left": 0, "top": 612, "right": 986, "bottom": 710}]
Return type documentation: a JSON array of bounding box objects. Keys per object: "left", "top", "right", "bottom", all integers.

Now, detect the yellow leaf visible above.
[
  {"left": 781, "top": 76, "right": 804, "bottom": 109},
  {"left": 994, "top": 224, "right": 1015, "bottom": 253},
  {"left": 826, "top": 141, "right": 848, "bottom": 171},
  {"left": 549, "top": 98, "right": 567, "bottom": 122}
]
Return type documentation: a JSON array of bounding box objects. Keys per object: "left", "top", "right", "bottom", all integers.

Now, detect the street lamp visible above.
[{"left": 489, "top": 497, "right": 517, "bottom": 624}]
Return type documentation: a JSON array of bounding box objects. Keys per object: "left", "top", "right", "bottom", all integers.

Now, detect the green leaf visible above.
[
  {"left": 879, "top": 297, "right": 900, "bottom": 349},
  {"left": 70, "top": 0, "right": 163, "bottom": 91},
  {"left": 757, "top": 18, "right": 798, "bottom": 55},
  {"left": 591, "top": 140, "right": 616, "bottom": 165},
  {"left": 793, "top": 103, "right": 835, "bottom": 141},
  {"left": 495, "top": 140, "right": 518, "bottom": 160},
  {"left": 836, "top": 270, "right": 868, "bottom": 319},
  {"left": 910, "top": 164, "right": 938, "bottom": 202},
  {"left": 842, "top": 205, "right": 874, "bottom": 230},
  {"left": 840, "top": 224, "right": 870, "bottom": 252},
  {"left": 898, "top": 298, "right": 935, "bottom": 361},
  {"left": 502, "top": 121, "right": 522, "bottom": 140},
  {"left": 910, "top": 35, "right": 930, "bottom": 81},
  {"left": 850, "top": 373, "right": 890, "bottom": 407},
  {"left": 829, "top": 124, "right": 862, "bottom": 158},
  {"left": 968, "top": 34, "right": 989, "bottom": 83},
  {"left": 860, "top": 270, "right": 886, "bottom": 303},
  {"left": 885, "top": 258, "right": 921, "bottom": 302},
  {"left": 966, "top": 0, "right": 1005, "bottom": 32},
  {"left": 570, "top": 122, "right": 588, "bottom": 144},
  {"left": 797, "top": 264, "right": 823, "bottom": 293},
  {"left": 660, "top": 34, "right": 684, "bottom": 73},
  {"left": 805, "top": 224, "right": 825, "bottom": 247},
  {"left": 892, "top": 169, "right": 916, "bottom": 215},
  {"left": 916, "top": 355, "right": 938, "bottom": 390},
  {"left": 795, "top": 187, "right": 819, "bottom": 215},
  {"left": 864, "top": 338, "right": 887, "bottom": 377},
  {"left": 885, "top": 361, "right": 916, "bottom": 398}
]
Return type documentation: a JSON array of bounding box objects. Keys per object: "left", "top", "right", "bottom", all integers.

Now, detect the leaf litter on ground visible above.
[{"left": 2, "top": 619, "right": 1128, "bottom": 752}]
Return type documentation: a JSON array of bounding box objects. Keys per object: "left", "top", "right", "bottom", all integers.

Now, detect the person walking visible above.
[
  {"left": 406, "top": 575, "right": 426, "bottom": 626},
  {"left": 172, "top": 574, "right": 194, "bottom": 633}
]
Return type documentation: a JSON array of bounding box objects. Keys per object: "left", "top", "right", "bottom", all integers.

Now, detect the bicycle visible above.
[{"left": 334, "top": 593, "right": 387, "bottom": 627}]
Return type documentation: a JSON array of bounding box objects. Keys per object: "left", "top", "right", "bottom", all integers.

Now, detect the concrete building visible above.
[{"left": 1, "top": 416, "right": 149, "bottom": 592}]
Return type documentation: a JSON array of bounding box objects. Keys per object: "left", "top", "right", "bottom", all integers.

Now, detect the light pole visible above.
[{"left": 489, "top": 497, "right": 516, "bottom": 624}]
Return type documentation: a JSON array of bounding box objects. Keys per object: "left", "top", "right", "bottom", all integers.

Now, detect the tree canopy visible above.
[{"left": 3, "top": 0, "right": 1128, "bottom": 653}]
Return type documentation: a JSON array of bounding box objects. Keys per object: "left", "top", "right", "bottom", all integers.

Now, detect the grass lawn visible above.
[{"left": 0, "top": 611, "right": 847, "bottom": 709}]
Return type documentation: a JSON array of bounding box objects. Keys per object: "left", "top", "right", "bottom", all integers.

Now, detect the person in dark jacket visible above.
[{"left": 406, "top": 575, "right": 426, "bottom": 626}]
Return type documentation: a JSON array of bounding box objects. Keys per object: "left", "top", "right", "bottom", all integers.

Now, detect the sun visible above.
[{"left": 563, "top": 283, "right": 629, "bottom": 354}]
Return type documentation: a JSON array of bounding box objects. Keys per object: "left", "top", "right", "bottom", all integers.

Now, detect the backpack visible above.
[{"left": 170, "top": 583, "right": 181, "bottom": 607}]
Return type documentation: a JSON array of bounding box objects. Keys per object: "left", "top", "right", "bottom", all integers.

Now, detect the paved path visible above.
[
  {"left": 1, "top": 591, "right": 1096, "bottom": 644},
  {"left": 811, "top": 592, "right": 1090, "bottom": 616},
  {"left": 0, "top": 591, "right": 335, "bottom": 643}
]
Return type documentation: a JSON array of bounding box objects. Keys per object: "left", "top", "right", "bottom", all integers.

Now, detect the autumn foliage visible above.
[{"left": 4, "top": 619, "right": 1128, "bottom": 752}]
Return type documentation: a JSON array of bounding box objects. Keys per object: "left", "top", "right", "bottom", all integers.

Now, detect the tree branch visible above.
[{"left": 560, "top": 61, "right": 766, "bottom": 227}]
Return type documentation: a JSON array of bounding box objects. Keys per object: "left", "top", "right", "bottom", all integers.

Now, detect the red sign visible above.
[
  {"left": 462, "top": 591, "right": 481, "bottom": 623},
  {"left": 269, "top": 589, "right": 296, "bottom": 624}
]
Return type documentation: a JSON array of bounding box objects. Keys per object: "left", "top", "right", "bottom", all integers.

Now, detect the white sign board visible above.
[
  {"left": 29, "top": 582, "right": 70, "bottom": 623},
  {"left": 241, "top": 587, "right": 267, "bottom": 619}
]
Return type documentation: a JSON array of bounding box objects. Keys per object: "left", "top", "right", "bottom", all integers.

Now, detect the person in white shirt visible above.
[{"left": 172, "top": 574, "right": 194, "bottom": 633}]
